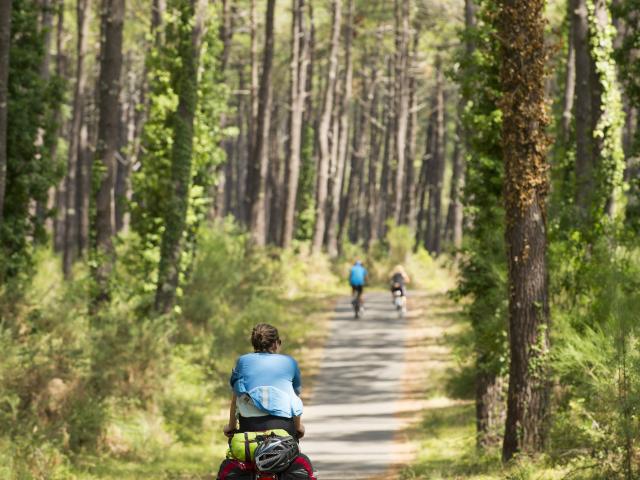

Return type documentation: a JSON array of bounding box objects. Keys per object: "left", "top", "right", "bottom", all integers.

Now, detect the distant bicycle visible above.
[
  {"left": 392, "top": 282, "right": 406, "bottom": 318},
  {"left": 389, "top": 265, "right": 410, "bottom": 318},
  {"left": 351, "top": 289, "right": 364, "bottom": 319}
]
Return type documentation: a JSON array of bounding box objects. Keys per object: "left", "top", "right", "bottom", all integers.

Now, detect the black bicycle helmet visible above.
[{"left": 254, "top": 435, "right": 299, "bottom": 473}]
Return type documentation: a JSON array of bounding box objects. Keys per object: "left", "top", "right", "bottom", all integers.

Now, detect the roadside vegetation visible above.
[{"left": 0, "top": 222, "right": 343, "bottom": 479}]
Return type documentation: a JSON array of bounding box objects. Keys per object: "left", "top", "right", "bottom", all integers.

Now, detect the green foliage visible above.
[
  {"left": 131, "top": 2, "right": 227, "bottom": 304},
  {"left": 585, "top": 0, "right": 625, "bottom": 227},
  {"left": 550, "top": 238, "right": 640, "bottom": 478},
  {"left": 453, "top": 0, "right": 508, "bottom": 384},
  {"left": 1, "top": 0, "right": 65, "bottom": 286}
]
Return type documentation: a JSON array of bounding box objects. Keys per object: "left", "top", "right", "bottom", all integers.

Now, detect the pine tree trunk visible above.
[
  {"left": 326, "top": 0, "right": 352, "bottom": 257},
  {"left": 247, "top": 0, "right": 275, "bottom": 246},
  {"left": 401, "top": 32, "right": 419, "bottom": 229},
  {"left": 425, "top": 59, "right": 445, "bottom": 255},
  {"left": 281, "top": 0, "right": 308, "bottom": 248},
  {"left": 0, "top": 0, "right": 12, "bottom": 228},
  {"left": 155, "top": 0, "right": 208, "bottom": 313},
  {"left": 561, "top": 5, "right": 576, "bottom": 144},
  {"left": 364, "top": 80, "right": 381, "bottom": 249},
  {"left": 444, "top": 122, "right": 464, "bottom": 249},
  {"left": 415, "top": 117, "right": 432, "bottom": 251},
  {"left": 63, "top": 0, "right": 91, "bottom": 277},
  {"left": 393, "top": 0, "right": 410, "bottom": 224},
  {"left": 77, "top": 103, "right": 94, "bottom": 257},
  {"left": 339, "top": 71, "right": 375, "bottom": 246},
  {"left": 476, "top": 371, "right": 506, "bottom": 449},
  {"left": 377, "top": 100, "right": 392, "bottom": 240},
  {"left": 499, "top": 0, "right": 551, "bottom": 461},
  {"left": 93, "top": 0, "right": 125, "bottom": 306},
  {"left": 311, "top": 0, "right": 340, "bottom": 254},
  {"left": 243, "top": 0, "right": 258, "bottom": 225}
]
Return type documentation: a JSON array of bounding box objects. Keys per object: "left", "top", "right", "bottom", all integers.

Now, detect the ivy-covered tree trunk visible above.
[
  {"left": 93, "top": 0, "right": 125, "bottom": 306},
  {"left": 155, "top": 0, "right": 207, "bottom": 314},
  {"left": 572, "top": 0, "right": 624, "bottom": 224},
  {"left": 498, "top": 0, "right": 551, "bottom": 461},
  {"left": 0, "top": 0, "right": 12, "bottom": 227}
]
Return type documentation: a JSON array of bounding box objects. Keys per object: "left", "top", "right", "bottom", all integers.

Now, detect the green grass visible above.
[{"left": 399, "top": 276, "right": 572, "bottom": 480}]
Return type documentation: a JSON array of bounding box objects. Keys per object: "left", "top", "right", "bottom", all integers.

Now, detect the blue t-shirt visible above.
[
  {"left": 230, "top": 353, "right": 303, "bottom": 418},
  {"left": 349, "top": 264, "right": 368, "bottom": 286}
]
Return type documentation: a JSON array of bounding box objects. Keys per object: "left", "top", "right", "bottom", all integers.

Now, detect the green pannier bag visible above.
[{"left": 227, "top": 429, "right": 290, "bottom": 462}]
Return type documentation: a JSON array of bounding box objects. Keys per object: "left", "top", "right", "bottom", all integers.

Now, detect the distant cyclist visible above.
[
  {"left": 389, "top": 265, "right": 410, "bottom": 300},
  {"left": 349, "top": 260, "right": 368, "bottom": 309}
]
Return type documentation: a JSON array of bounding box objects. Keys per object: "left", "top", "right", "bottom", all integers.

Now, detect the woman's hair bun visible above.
[{"left": 251, "top": 323, "right": 280, "bottom": 352}]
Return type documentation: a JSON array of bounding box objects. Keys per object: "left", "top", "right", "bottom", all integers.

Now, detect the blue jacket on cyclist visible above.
[{"left": 349, "top": 261, "right": 368, "bottom": 287}]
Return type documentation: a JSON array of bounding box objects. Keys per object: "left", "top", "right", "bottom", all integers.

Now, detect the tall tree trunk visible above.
[
  {"left": 93, "top": 0, "right": 125, "bottom": 306},
  {"left": 77, "top": 102, "right": 93, "bottom": 257},
  {"left": 326, "top": 0, "right": 352, "bottom": 257},
  {"left": 311, "top": 0, "right": 341, "bottom": 254},
  {"left": 364, "top": 78, "right": 381, "bottom": 249},
  {"left": 444, "top": 121, "right": 464, "bottom": 249},
  {"left": 64, "top": 0, "right": 91, "bottom": 277},
  {"left": 415, "top": 117, "right": 433, "bottom": 251},
  {"left": 267, "top": 110, "right": 284, "bottom": 245},
  {"left": 425, "top": 58, "right": 445, "bottom": 255},
  {"left": 340, "top": 70, "right": 376, "bottom": 246},
  {"left": 247, "top": 0, "right": 275, "bottom": 246},
  {"left": 281, "top": 0, "right": 308, "bottom": 248},
  {"left": 499, "top": 0, "right": 551, "bottom": 461},
  {"left": 212, "top": 0, "right": 235, "bottom": 221},
  {"left": 155, "top": 0, "right": 208, "bottom": 313},
  {"left": 573, "top": 0, "right": 596, "bottom": 218},
  {"left": 377, "top": 80, "right": 393, "bottom": 241},
  {"left": 0, "top": 0, "right": 12, "bottom": 227},
  {"left": 393, "top": 0, "right": 410, "bottom": 224},
  {"left": 561, "top": 6, "right": 576, "bottom": 144},
  {"left": 401, "top": 30, "right": 419, "bottom": 228}
]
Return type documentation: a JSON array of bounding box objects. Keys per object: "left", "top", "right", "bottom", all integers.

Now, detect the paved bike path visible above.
[{"left": 301, "top": 292, "right": 410, "bottom": 479}]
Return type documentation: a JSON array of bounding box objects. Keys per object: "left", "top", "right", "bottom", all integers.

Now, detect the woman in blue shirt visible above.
[{"left": 223, "top": 323, "right": 305, "bottom": 438}]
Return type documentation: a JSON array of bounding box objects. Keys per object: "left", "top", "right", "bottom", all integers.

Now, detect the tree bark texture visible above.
[
  {"left": 247, "top": 0, "right": 275, "bottom": 247},
  {"left": 476, "top": 371, "right": 506, "bottom": 450},
  {"left": 154, "top": 0, "right": 207, "bottom": 313},
  {"left": 281, "top": 0, "right": 309, "bottom": 248},
  {"left": 444, "top": 121, "right": 464, "bottom": 249},
  {"left": 393, "top": 0, "right": 410, "bottom": 224},
  {"left": 0, "top": 0, "right": 12, "bottom": 227},
  {"left": 499, "top": 0, "right": 551, "bottom": 461},
  {"left": 311, "top": 0, "right": 340, "bottom": 254},
  {"left": 64, "top": 0, "right": 91, "bottom": 277},
  {"left": 425, "top": 58, "right": 445, "bottom": 255},
  {"left": 93, "top": 0, "right": 125, "bottom": 306},
  {"left": 326, "top": 0, "right": 353, "bottom": 257}
]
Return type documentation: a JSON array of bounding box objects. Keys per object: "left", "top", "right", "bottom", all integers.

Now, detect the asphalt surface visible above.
[{"left": 301, "top": 292, "right": 409, "bottom": 480}]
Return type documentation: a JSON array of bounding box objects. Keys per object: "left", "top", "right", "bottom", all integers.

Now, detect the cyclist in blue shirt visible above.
[
  {"left": 349, "top": 260, "right": 368, "bottom": 308},
  {"left": 223, "top": 323, "right": 305, "bottom": 439}
]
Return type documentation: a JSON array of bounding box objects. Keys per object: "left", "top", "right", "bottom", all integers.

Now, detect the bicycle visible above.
[
  {"left": 392, "top": 287, "right": 406, "bottom": 318},
  {"left": 351, "top": 289, "right": 363, "bottom": 318}
]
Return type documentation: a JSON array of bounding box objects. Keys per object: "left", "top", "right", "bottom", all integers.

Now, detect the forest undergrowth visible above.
[
  {"left": 0, "top": 222, "right": 347, "bottom": 479},
  {"left": 0, "top": 221, "right": 429, "bottom": 479}
]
